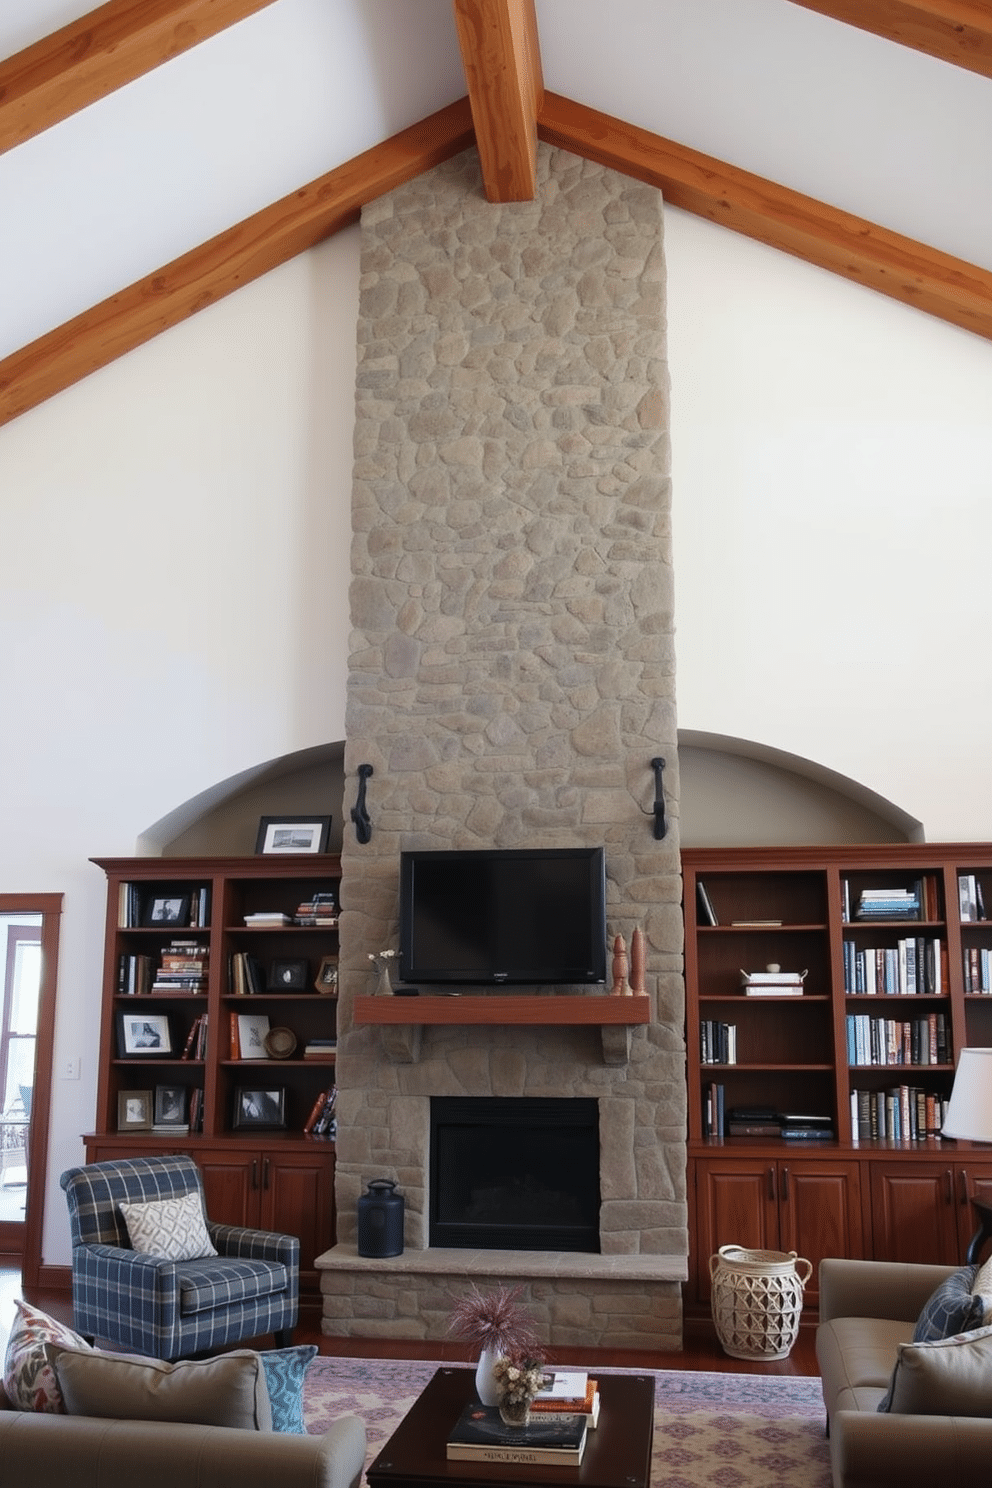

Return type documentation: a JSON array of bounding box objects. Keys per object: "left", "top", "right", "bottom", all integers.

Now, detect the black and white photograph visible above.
[
  {"left": 117, "top": 1090, "right": 152, "bottom": 1130},
  {"left": 233, "top": 1087, "right": 286, "bottom": 1129},
  {"left": 153, "top": 1085, "right": 187, "bottom": 1126},
  {"left": 116, "top": 1011, "right": 173, "bottom": 1057},
  {"left": 255, "top": 815, "right": 331, "bottom": 856},
  {"left": 315, "top": 955, "right": 339, "bottom": 994},
  {"left": 267, "top": 958, "right": 308, "bottom": 992},
  {"left": 142, "top": 893, "right": 191, "bottom": 927}
]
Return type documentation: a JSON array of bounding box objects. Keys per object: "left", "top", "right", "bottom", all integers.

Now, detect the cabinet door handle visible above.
[
  {"left": 960, "top": 1170, "right": 970, "bottom": 1205},
  {"left": 780, "top": 1166, "right": 789, "bottom": 1202},
  {"left": 768, "top": 1167, "right": 776, "bottom": 1202},
  {"left": 251, "top": 1159, "right": 259, "bottom": 1191},
  {"left": 945, "top": 1169, "right": 953, "bottom": 1204},
  {"left": 262, "top": 1157, "right": 270, "bottom": 1190}
]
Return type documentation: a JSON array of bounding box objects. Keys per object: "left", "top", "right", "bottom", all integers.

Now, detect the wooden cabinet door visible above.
[
  {"left": 953, "top": 1162, "right": 992, "bottom": 1262},
  {"left": 258, "top": 1147, "right": 336, "bottom": 1289},
  {"left": 692, "top": 1157, "right": 779, "bottom": 1303},
  {"left": 777, "top": 1158, "right": 864, "bottom": 1308},
  {"left": 870, "top": 1161, "right": 960, "bottom": 1264},
  {"left": 196, "top": 1147, "right": 260, "bottom": 1228}
]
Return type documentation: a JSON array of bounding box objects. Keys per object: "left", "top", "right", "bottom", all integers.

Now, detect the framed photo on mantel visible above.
[{"left": 255, "top": 816, "right": 331, "bottom": 855}]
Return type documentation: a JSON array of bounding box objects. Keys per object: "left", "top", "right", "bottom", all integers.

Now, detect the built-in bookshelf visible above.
[
  {"left": 683, "top": 844, "right": 992, "bottom": 1308},
  {"left": 86, "top": 855, "right": 341, "bottom": 1293}
]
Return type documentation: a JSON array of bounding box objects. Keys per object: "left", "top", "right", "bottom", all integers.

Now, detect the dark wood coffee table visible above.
[{"left": 366, "top": 1367, "right": 655, "bottom": 1488}]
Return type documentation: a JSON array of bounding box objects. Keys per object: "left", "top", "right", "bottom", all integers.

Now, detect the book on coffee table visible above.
[
  {"left": 530, "top": 1374, "right": 600, "bottom": 1426},
  {"left": 446, "top": 1403, "right": 588, "bottom": 1465}
]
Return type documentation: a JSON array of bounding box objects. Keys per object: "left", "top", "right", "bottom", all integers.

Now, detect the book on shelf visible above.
[
  {"left": 696, "top": 881, "right": 718, "bottom": 926},
  {"left": 303, "top": 1086, "right": 335, "bottom": 1135},
  {"left": 700, "top": 1020, "right": 736, "bottom": 1064},
  {"left": 243, "top": 911, "right": 292, "bottom": 926},
  {"left": 303, "top": 1038, "right": 337, "bottom": 1059},
  {"left": 958, "top": 873, "right": 987, "bottom": 923},
  {"left": 730, "top": 919, "right": 782, "bottom": 927},
  {"left": 727, "top": 1121, "right": 782, "bottom": 1137},
  {"left": 703, "top": 1081, "right": 725, "bottom": 1137},
  {"left": 446, "top": 1404, "right": 587, "bottom": 1465},
  {"left": 294, "top": 892, "right": 339, "bottom": 926},
  {"left": 780, "top": 1114, "right": 834, "bottom": 1140},
  {"left": 230, "top": 950, "right": 265, "bottom": 996},
  {"left": 740, "top": 968, "right": 806, "bottom": 996}
]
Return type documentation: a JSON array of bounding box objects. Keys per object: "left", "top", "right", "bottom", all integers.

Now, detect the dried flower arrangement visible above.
[
  {"left": 447, "top": 1284, "right": 539, "bottom": 1358},
  {"left": 492, "top": 1354, "right": 546, "bottom": 1409}
]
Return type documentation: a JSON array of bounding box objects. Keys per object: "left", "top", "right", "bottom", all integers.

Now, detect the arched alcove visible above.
[
  {"left": 139, "top": 742, "right": 346, "bottom": 857},
  {"left": 678, "top": 730, "right": 921, "bottom": 848}
]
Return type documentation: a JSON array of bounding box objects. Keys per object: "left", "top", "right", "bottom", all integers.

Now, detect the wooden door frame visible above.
[{"left": 0, "top": 894, "right": 62, "bottom": 1286}]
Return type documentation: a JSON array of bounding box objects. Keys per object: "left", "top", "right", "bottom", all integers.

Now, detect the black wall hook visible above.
[
  {"left": 651, "top": 756, "right": 667, "bottom": 840},
  {"left": 351, "top": 763, "right": 374, "bottom": 845}
]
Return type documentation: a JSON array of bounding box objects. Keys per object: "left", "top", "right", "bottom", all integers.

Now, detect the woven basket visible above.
[{"left": 710, "top": 1245, "right": 812, "bottom": 1360}]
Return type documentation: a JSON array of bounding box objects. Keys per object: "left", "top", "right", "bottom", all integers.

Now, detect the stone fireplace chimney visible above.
[{"left": 320, "top": 143, "right": 686, "bottom": 1350}]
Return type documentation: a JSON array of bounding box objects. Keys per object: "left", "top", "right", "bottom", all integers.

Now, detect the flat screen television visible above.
[{"left": 398, "top": 846, "right": 607, "bottom": 986}]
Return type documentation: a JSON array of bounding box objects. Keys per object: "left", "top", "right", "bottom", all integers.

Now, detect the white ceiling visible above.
[{"left": 2, "top": 0, "right": 991, "bottom": 361}]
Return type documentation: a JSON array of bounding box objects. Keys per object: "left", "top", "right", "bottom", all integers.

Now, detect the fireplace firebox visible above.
[{"left": 429, "top": 1096, "right": 600, "bottom": 1252}]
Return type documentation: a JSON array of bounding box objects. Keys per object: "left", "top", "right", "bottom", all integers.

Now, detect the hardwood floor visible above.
[{"left": 1, "top": 1270, "right": 819, "bottom": 1376}]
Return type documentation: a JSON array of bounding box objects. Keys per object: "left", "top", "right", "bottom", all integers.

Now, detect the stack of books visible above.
[
  {"left": 446, "top": 1404, "right": 588, "bottom": 1465},
  {"left": 243, "top": 910, "right": 292, "bottom": 927},
  {"left": 303, "top": 1037, "right": 337, "bottom": 1060},
  {"left": 151, "top": 940, "right": 208, "bottom": 993},
  {"left": 780, "top": 1112, "right": 834, "bottom": 1140},
  {"left": 531, "top": 1371, "right": 599, "bottom": 1427},
  {"left": 854, "top": 888, "right": 921, "bottom": 921},
  {"left": 294, "top": 892, "right": 338, "bottom": 926}
]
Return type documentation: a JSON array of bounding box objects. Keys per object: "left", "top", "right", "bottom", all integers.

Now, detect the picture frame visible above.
[
  {"left": 267, "top": 958, "right": 308, "bottom": 992},
  {"left": 142, "top": 893, "right": 191, "bottom": 928},
  {"left": 117, "top": 1089, "right": 152, "bottom": 1130},
  {"left": 153, "top": 1085, "right": 188, "bottom": 1126},
  {"left": 116, "top": 1011, "right": 174, "bottom": 1058},
  {"left": 233, "top": 1087, "right": 286, "bottom": 1129},
  {"left": 237, "top": 1012, "right": 271, "bottom": 1059},
  {"left": 255, "top": 816, "right": 331, "bottom": 856},
  {"left": 315, "top": 955, "right": 339, "bottom": 994}
]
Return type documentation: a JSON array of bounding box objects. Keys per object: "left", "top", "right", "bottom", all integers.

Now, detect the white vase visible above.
[{"left": 475, "top": 1347, "right": 501, "bottom": 1406}]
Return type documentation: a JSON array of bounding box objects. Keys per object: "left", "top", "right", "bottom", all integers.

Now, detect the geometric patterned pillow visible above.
[
  {"left": 259, "top": 1345, "right": 318, "bottom": 1432},
  {"left": 1, "top": 1299, "right": 94, "bottom": 1411},
  {"left": 117, "top": 1189, "right": 217, "bottom": 1262},
  {"left": 972, "top": 1255, "right": 992, "bottom": 1322},
  {"left": 912, "top": 1265, "right": 983, "bottom": 1343}
]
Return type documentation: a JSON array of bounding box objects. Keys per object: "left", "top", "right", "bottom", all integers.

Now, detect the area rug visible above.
[{"left": 303, "top": 1358, "right": 832, "bottom": 1487}]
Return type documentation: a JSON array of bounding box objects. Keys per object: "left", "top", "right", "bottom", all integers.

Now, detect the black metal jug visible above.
[{"left": 357, "top": 1178, "right": 404, "bottom": 1257}]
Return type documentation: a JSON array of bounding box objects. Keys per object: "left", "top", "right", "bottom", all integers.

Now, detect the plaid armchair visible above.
[{"left": 60, "top": 1154, "right": 298, "bottom": 1360}]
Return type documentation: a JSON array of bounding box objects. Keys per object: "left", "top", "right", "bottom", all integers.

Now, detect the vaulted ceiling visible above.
[{"left": 1, "top": 0, "right": 991, "bottom": 427}]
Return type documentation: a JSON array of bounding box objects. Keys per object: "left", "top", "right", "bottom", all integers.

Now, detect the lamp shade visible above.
[{"left": 942, "top": 1049, "right": 992, "bottom": 1141}]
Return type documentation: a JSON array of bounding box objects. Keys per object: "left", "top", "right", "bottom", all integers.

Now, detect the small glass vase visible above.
[
  {"left": 498, "top": 1398, "right": 532, "bottom": 1427},
  {"left": 373, "top": 961, "right": 393, "bottom": 996}
]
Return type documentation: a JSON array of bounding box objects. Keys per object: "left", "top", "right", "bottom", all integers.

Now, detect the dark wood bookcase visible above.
[
  {"left": 85, "top": 855, "right": 339, "bottom": 1295},
  {"left": 682, "top": 844, "right": 992, "bottom": 1312}
]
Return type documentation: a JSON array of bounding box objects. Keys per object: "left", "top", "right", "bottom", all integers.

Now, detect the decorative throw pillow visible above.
[
  {"left": 878, "top": 1322, "right": 992, "bottom": 1414},
  {"left": 1, "top": 1299, "right": 94, "bottom": 1412},
  {"left": 117, "top": 1188, "right": 217, "bottom": 1261},
  {"left": 972, "top": 1255, "right": 992, "bottom": 1321},
  {"left": 912, "top": 1265, "right": 983, "bottom": 1343},
  {"left": 259, "top": 1344, "right": 318, "bottom": 1432},
  {"left": 45, "top": 1344, "right": 272, "bottom": 1430}
]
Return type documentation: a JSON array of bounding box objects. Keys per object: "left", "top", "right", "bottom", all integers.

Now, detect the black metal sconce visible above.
[
  {"left": 651, "top": 757, "right": 667, "bottom": 840},
  {"left": 351, "top": 764, "right": 374, "bottom": 845}
]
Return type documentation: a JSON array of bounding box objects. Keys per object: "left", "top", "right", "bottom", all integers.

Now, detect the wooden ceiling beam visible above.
[
  {"left": 538, "top": 90, "right": 992, "bottom": 344},
  {"left": 0, "top": 0, "right": 278, "bottom": 155},
  {"left": 452, "top": 0, "right": 543, "bottom": 201},
  {"left": 787, "top": 1, "right": 992, "bottom": 80},
  {"left": 0, "top": 98, "right": 475, "bottom": 428}
]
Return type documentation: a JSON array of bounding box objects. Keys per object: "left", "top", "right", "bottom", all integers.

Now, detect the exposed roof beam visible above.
[
  {"left": 452, "top": 0, "right": 543, "bottom": 201},
  {"left": 0, "top": 0, "right": 277, "bottom": 155},
  {"left": 788, "top": 1, "right": 992, "bottom": 80},
  {"left": 0, "top": 98, "right": 474, "bottom": 429},
  {"left": 538, "top": 90, "right": 992, "bottom": 344}
]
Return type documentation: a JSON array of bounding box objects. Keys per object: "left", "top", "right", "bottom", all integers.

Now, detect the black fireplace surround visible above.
[{"left": 429, "top": 1096, "right": 601, "bottom": 1252}]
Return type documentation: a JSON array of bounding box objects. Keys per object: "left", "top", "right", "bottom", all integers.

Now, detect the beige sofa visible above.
[
  {"left": 0, "top": 1377, "right": 367, "bottom": 1488},
  {"left": 816, "top": 1257, "right": 992, "bottom": 1488}
]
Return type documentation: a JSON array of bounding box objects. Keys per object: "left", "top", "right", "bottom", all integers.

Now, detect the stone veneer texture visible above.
[{"left": 333, "top": 144, "right": 685, "bottom": 1348}]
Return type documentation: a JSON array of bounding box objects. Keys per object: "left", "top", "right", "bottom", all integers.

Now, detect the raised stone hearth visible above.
[{"left": 321, "top": 143, "right": 686, "bottom": 1351}]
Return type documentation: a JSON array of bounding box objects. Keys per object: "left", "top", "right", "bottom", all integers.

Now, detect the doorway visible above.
[{"left": 0, "top": 897, "right": 62, "bottom": 1286}]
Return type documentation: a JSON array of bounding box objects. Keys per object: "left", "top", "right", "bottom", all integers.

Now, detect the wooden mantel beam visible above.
[
  {"left": 0, "top": 0, "right": 278, "bottom": 155},
  {"left": 787, "top": 1, "right": 992, "bottom": 80},
  {"left": 538, "top": 91, "right": 992, "bottom": 344},
  {"left": 0, "top": 98, "right": 475, "bottom": 428},
  {"left": 452, "top": 0, "right": 543, "bottom": 202}
]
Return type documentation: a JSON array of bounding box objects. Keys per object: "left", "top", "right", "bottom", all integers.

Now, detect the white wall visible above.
[
  {"left": 4, "top": 193, "right": 992, "bottom": 1264},
  {"left": 0, "top": 230, "right": 357, "bottom": 1262},
  {"left": 665, "top": 206, "right": 992, "bottom": 841}
]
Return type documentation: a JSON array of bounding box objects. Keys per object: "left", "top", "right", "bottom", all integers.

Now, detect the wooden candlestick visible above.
[
  {"left": 611, "top": 934, "right": 628, "bottom": 996},
  {"left": 630, "top": 926, "right": 645, "bottom": 995}
]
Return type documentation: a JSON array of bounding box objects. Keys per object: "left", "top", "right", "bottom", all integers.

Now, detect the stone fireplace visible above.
[{"left": 317, "top": 143, "right": 687, "bottom": 1351}]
